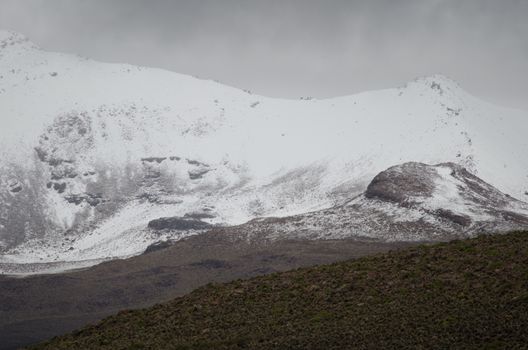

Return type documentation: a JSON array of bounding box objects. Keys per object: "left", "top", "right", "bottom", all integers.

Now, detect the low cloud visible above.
[{"left": 0, "top": 0, "right": 526, "bottom": 109}]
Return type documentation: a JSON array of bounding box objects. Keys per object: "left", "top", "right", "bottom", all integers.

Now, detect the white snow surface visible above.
[{"left": 0, "top": 30, "right": 528, "bottom": 273}]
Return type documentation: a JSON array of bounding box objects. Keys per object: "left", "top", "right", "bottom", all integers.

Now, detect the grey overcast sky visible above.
[{"left": 0, "top": 0, "right": 527, "bottom": 110}]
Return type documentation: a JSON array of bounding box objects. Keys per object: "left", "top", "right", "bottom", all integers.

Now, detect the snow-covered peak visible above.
[
  {"left": 402, "top": 74, "right": 465, "bottom": 99},
  {"left": 0, "top": 29, "right": 37, "bottom": 50},
  {"left": 389, "top": 74, "right": 473, "bottom": 121},
  {"left": 413, "top": 74, "right": 461, "bottom": 88}
]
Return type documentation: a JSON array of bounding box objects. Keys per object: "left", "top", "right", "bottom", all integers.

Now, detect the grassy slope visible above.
[
  {"left": 1, "top": 238, "right": 410, "bottom": 350},
  {"left": 31, "top": 232, "right": 528, "bottom": 350}
]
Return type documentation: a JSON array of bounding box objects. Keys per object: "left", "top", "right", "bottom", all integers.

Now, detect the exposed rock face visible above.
[
  {"left": 188, "top": 168, "right": 210, "bottom": 180},
  {"left": 64, "top": 193, "right": 104, "bottom": 207},
  {"left": 147, "top": 217, "right": 213, "bottom": 231},
  {"left": 434, "top": 209, "right": 472, "bottom": 227},
  {"left": 365, "top": 162, "right": 438, "bottom": 205},
  {"left": 143, "top": 240, "right": 172, "bottom": 254},
  {"left": 141, "top": 157, "right": 167, "bottom": 164},
  {"left": 7, "top": 180, "right": 22, "bottom": 193}
]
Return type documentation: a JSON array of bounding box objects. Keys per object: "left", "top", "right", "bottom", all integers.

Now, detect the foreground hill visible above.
[
  {"left": 0, "top": 239, "right": 411, "bottom": 350},
  {"left": 31, "top": 231, "right": 528, "bottom": 349}
]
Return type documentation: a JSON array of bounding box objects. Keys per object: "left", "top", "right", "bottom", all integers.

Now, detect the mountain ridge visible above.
[{"left": 1, "top": 29, "right": 527, "bottom": 273}]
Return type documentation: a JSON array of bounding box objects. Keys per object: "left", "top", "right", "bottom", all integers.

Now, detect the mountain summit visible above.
[{"left": 0, "top": 30, "right": 36, "bottom": 49}]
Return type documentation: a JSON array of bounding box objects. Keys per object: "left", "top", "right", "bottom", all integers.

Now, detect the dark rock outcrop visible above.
[
  {"left": 188, "top": 168, "right": 210, "bottom": 180},
  {"left": 7, "top": 180, "right": 22, "bottom": 193},
  {"left": 186, "top": 159, "right": 208, "bottom": 167},
  {"left": 365, "top": 162, "right": 437, "bottom": 205},
  {"left": 52, "top": 182, "right": 67, "bottom": 194},
  {"left": 144, "top": 240, "right": 173, "bottom": 254},
  {"left": 434, "top": 209, "right": 472, "bottom": 227},
  {"left": 147, "top": 217, "right": 212, "bottom": 231},
  {"left": 141, "top": 157, "right": 166, "bottom": 164},
  {"left": 64, "top": 193, "right": 104, "bottom": 207},
  {"left": 50, "top": 166, "right": 77, "bottom": 180}
]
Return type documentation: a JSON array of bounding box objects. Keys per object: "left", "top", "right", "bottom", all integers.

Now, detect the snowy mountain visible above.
[
  {"left": 230, "top": 162, "right": 528, "bottom": 242},
  {"left": 0, "top": 30, "right": 527, "bottom": 273}
]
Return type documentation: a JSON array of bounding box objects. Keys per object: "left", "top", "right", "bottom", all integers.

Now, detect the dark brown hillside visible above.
[
  {"left": 0, "top": 235, "right": 408, "bottom": 350},
  {"left": 31, "top": 231, "right": 528, "bottom": 350}
]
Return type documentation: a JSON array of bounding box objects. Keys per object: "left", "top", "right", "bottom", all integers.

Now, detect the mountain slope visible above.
[
  {"left": 3, "top": 161, "right": 528, "bottom": 275},
  {"left": 29, "top": 231, "right": 528, "bottom": 350},
  {"left": 1, "top": 30, "right": 528, "bottom": 269},
  {"left": 232, "top": 162, "right": 528, "bottom": 242}
]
